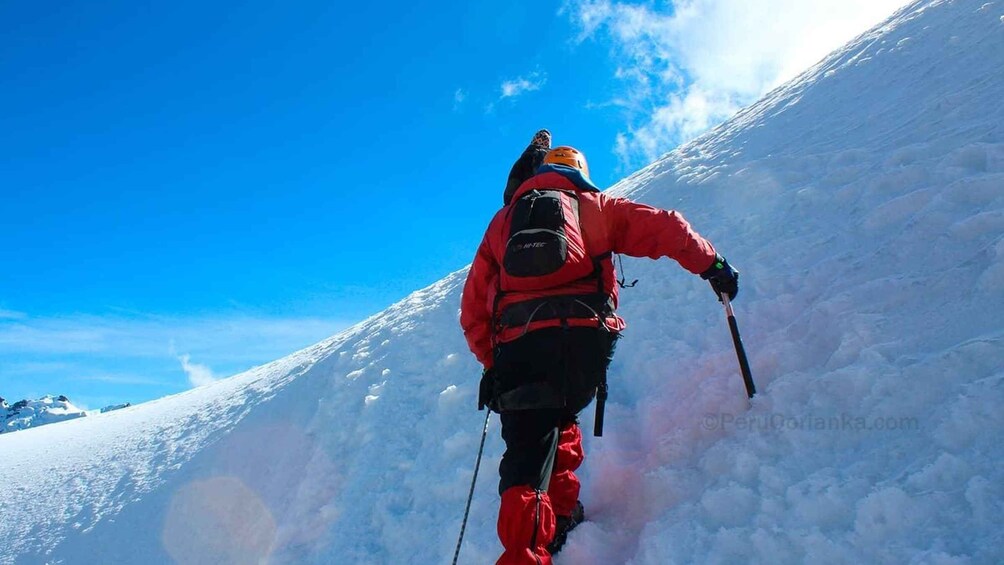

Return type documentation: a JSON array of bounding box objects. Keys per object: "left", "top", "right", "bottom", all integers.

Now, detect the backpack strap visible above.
[
  {"left": 498, "top": 293, "right": 614, "bottom": 333},
  {"left": 593, "top": 251, "right": 611, "bottom": 295},
  {"left": 590, "top": 252, "right": 613, "bottom": 438},
  {"left": 594, "top": 326, "right": 610, "bottom": 437}
]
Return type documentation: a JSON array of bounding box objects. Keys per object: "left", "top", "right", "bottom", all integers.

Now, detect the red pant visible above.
[
  {"left": 492, "top": 327, "right": 615, "bottom": 563},
  {"left": 497, "top": 419, "right": 585, "bottom": 565}
]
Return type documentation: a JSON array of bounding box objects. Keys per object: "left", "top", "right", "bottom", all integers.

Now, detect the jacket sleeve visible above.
[
  {"left": 460, "top": 234, "right": 498, "bottom": 369},
  {"left": 604, "top": 195, "right": 718, "bottom": 274}
]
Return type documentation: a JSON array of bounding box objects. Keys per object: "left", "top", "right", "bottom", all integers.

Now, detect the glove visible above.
[
  {"left": 478, "top": 368, "right": 497, "bottom": 411},
  {"left": 700, "top": 255, "right": 739, "bottom": 302}
]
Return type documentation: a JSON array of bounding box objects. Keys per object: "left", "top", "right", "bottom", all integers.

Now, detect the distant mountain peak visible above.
[{"left": 1, "top": 395, "right": 131, "bottom": 434}]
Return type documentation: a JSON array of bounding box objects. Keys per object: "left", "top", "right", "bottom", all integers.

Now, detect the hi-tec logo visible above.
[{"left": 516, "top": 242, "right": 549, "bottom": 250}]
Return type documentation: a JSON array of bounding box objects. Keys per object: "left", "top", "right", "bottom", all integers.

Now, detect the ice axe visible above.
[{"left": 721, "top": 293, "right": 756, "bottom": 399}]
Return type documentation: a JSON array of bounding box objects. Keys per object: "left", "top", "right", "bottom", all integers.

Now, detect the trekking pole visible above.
[
  {"left": 721, "top": 293, "right": 756, "bottom": 399},
  {"left": 452, "top": 410, "right": 491, "bottom": 565}
]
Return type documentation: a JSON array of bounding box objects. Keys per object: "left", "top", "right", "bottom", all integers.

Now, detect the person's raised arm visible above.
[{"left": 604, "top": 195, "right": 739, "bottom": 300}]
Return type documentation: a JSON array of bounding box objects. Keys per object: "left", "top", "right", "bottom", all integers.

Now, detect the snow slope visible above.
[{"left": 2, "top": 0, "right": 1003, "bottom": 563}]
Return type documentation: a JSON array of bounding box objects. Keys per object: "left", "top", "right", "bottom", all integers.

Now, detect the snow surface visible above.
[{"left": 2, "top": 0, "right": 1004, "bottom": 563}]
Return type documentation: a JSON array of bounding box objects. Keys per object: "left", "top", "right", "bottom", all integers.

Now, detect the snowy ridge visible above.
[
  {"left": 2, "top": 0, "right": 1004, "bottom": 563},
  {"left": 574, "top": 1, "right": 1004, "bottom": 562}
]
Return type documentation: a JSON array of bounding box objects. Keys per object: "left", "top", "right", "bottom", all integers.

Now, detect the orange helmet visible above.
[{"left": 543, "top": 146, "right": 589, "bottom": 179}]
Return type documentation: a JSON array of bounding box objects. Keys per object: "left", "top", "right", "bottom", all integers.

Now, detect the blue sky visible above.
[{"left": 0, "top": 0, "right": 910, "bottom": 408}]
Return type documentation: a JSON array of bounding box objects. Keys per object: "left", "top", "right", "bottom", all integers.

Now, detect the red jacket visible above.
[{"left": 460, "top": 165, "right": 717, "bottom": 369}]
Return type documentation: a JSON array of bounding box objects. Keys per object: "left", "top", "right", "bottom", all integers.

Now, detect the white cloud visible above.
[
  {"left": 500, "top": 72, "right": 547, "bottom": 99},
  {"left": 177, "top": 354, "right": 216, "bottom": 387},
  {"left": 0, "top": 314, "right": 349, "bottom": 359},
  {"left": 0, "top": 313, "right": 352, "bottom": 390},
  {"left": 565, "top": 0, "right": 914, "bottom": 168},
  {"left": 80, "top": 373, "right": 173, "bottom": 386},
  {"left": 453, "top": 88, "right": 466, "bottom": 110},
  {"left": 0, "top": 309, "right": 26, "bottom": 320}
]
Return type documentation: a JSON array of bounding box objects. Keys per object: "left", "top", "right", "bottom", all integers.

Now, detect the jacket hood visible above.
[{"left": 509, "top": 164, "right": 601, "bottom": 203}]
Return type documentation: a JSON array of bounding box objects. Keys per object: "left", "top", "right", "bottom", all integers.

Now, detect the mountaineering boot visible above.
[
  {"left": 546, "top": 500, "right": 584, "bottom": 555},
  {"left": 530, "top": 129, "right": 551, "bottom": 148},
  {"left": 503, "top": 129, "right": 552, "bottom": 206}
]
